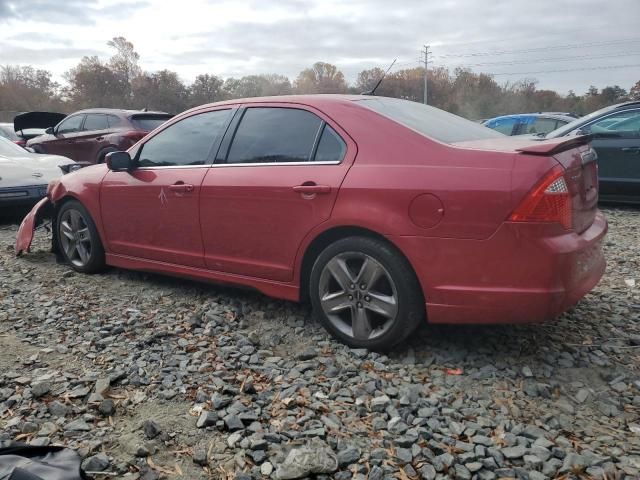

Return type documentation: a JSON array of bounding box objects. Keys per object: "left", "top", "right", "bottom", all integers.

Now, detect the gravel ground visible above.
[{"left": 1, "top": 207, "right": 639, "bottom": 480}]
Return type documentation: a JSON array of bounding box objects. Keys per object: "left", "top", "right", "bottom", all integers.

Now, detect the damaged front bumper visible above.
[{"left": 15, "top": 197, "right": 50, "bottom": 256}]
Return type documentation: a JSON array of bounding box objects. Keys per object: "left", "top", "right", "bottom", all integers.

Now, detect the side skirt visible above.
[{"left": 105, "top": 253, "right": 301, "bottom": 302}]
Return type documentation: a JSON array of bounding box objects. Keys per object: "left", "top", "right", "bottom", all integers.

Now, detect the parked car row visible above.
[
  {"left": 16, "top": 94, "right": 607, "bottom": 350},
  {"left": 484, "top": 101, "right": 640, "bottom": 204},
  {"left": 2, "top": 108, "right": 173, "bottom": 210}
]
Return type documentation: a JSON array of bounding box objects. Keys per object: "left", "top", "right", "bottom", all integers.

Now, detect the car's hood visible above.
[
  {"left": 14, "top": 111, "right": 66, "bottom": 132},
  {"left": 0, "top": 153, "right": 73, "bottom": 188}
]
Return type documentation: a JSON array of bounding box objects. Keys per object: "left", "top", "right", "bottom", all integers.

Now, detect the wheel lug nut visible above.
[
  {"left": 348, "top": 295, "right": 353, "bottom": 300},
  {"left": 349, "top": 284, "right": 355, "bottom": 289},
  {"left": 357, "top": 302, "right": 362, "bottom": 308},
  {"left": 360, "top": 284, "right": 366, "bottom": 290},
  {"left": 364, "top": 296, "right": 370, "bottom": 302}
]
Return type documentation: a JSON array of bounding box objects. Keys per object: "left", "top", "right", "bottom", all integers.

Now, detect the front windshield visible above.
[
  {"left": 545, "top": 103, "right": 621, "bottom": 138},
  {"left": 0, "top": 136, "right": 28, "bottom": 157}
]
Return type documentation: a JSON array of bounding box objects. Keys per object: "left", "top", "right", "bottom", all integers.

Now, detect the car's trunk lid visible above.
[
  {"left": 455, "top": 135, "right": 598, "bottom": 233},
  {"left": 14, "top": 112, "right": 66, "bottom": 133}
]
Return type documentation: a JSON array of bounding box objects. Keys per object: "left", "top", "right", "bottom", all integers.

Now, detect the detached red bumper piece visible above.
[{"left": 15, "top": 197, "right": 49, "bottom": 256}]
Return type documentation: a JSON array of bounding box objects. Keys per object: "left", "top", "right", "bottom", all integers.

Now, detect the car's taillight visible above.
[
  {"left": 123, "top": 130, "right": 147, "bottom": 143},
  {"left": 509, "top": 165, "right": 572, "bottom": 230},
  {"left": 14, "top": 139, "right": 26, "bottom": 147}
]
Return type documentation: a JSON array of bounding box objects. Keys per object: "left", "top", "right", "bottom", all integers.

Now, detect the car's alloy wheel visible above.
[
  {"left": 310, "top": 236, "right": 424, "bottom": 350},
  {"left": 57, "top": 201, "right": 105, "bottom": 273},
  {"left": 319, "top": 252, "right": 398, "bottom": 341}
]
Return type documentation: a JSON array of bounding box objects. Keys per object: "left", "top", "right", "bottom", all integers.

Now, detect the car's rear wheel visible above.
[
  {"left": 309, "top": 236, "right": 424, "bottom": 350},
  {"left": 57, "top": 200, "right": 105, "bottom": 273}
]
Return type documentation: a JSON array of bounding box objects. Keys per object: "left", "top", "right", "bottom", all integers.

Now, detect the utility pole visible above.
[{"left": 423, "top": 45, "right": 430, "bottom": 105}]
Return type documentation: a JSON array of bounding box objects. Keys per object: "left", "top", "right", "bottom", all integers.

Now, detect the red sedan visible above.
[{"left": 16, "top": 95, "right": 607, "bottom": 350}]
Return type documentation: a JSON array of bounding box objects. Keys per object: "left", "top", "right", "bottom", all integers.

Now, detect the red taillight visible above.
[
  {"left": 14, "top": 139, "right": 26, "bottom": 147},
  {"left": 123, "top": 130, "right": 147, "bottom": 143},
  {"left": 509, "top": 166, "right": 572, "bottom": 230}
]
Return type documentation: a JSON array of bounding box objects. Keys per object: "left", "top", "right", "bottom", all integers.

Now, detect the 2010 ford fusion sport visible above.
[{"left": 16, "top": 95, "right": 607, "bottom": 350}]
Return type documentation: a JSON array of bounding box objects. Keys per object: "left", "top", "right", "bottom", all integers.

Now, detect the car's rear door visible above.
[
  {"left": 100, "top": 108, "right": 233, "bottom": 267},
  {"left": 76, "top": 113, "right": 111, "bottom": 163},
  {"left": 199, "top": 104, "right": 356, "bottom": 281},
  {"left": 585, "top": 108, "right": 640, "bottom": 200}
]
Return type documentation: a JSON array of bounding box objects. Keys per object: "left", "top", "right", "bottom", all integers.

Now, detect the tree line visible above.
[{"left": 1, "top": 37, "right": 639, "bottom": 120}]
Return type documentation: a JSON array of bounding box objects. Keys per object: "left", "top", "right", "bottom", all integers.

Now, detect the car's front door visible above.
[
  {"left": 100, "top": 108, "right": 233, "bottom": 267},
  {"left": 199, "top": 105, "right": 355, "bottom": 281},
  {"left": 44, "top": 114, "right": 85, "bottom": 159},
  {"left": 583, "top": 109, "right": 640, "bottom": 201}
]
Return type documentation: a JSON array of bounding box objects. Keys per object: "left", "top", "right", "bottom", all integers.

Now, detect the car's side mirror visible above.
[
  {"left": 575, "top": 127, "right": 590, "bottom": 136},
  {"left": 106, "top": 151, "right": 134, "bottom": 172},
  {"left": 45, "top": 127, "right": 54, "bottom": 135}
]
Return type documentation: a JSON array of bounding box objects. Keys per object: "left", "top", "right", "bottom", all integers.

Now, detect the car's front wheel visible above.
[
  {"left": 57, "top": 200, "right": 105, "bottom": 273},
  {"left": 309, "top": 236, "right": 424, "bottom": 350}
]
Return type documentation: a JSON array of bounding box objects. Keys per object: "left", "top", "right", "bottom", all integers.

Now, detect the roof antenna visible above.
[{"left": 361, "top": 59, "right": 397, "bottom": 96}]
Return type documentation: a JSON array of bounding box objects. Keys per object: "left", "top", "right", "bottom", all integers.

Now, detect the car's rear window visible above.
[
  {"left": 357, "top": 97, "right": 504, "bottom": 144},
  {"left": 130, "top": 114, "right": 173, "bottom": 132}
]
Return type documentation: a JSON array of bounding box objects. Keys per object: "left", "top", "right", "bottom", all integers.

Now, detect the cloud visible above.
[
  {"left": 0, "top": 0, "right": 638, "bottom": 93},
  {"left": 0, "top": 0, "right": 149, "bottom": 25}
]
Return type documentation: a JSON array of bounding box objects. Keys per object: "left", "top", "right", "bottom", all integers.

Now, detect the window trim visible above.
[
  {"left": 216, "top": 105, "right": 346, "bottom": 166},
  {"left": 133, "top": 107, "right": 237, "bottom": 170}
]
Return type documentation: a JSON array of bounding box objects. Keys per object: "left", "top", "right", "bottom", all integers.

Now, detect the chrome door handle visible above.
[
  {"left": 169, "top": 183, "right": 194, "bottom": 193},
  {"left": 621, "top": 147, "right": 640, "bottom": 154}
]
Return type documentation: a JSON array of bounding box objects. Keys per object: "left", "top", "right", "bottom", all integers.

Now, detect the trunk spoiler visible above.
[
  {"left": 516, "top": 134, "right": 592, "bottom": 156},
  {"left": 14, "top": 111, "right": 66, "bottom": 133}
]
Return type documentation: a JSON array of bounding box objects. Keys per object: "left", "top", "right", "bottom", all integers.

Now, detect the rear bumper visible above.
[{"left": 390, "top": 211, "right": 607, "bottom": 324}]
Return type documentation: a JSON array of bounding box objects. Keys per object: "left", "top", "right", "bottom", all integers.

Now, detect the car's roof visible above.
[
  {"left": 71, "top": 108, "right": 171, "bottom": 116},
  {"left": 186, "top": 94, "right": 366, "bottom": 113},
  {"left": 486, "top": 112, "right": 575, "bottom": 122}
]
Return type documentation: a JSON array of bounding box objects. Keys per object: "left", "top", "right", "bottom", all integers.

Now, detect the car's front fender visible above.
[{"left": 15, "top": 197, "right": 50, "bottom": 256}]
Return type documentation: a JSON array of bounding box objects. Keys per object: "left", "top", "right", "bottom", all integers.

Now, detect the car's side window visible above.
[
  {"left": 313, "top": 124, "right": 346, "bottom": 162},
  {"left": 587, "top": 110, "right": 640, "bottom": 137},
  {"left": 57, "top": 115, "right": 85, "bottom": 134},
  {"left": 137, "top": 109, "right": 231, "bottom": 167},
  {"left": 83, "top": 114, "right": 108, "bottom": 132},
  {"left": 226, "top": 107, "right": 323, "bottom": 164},
  {"left": 528, "top": 117, "right": 558, "bottom": 135},
  {"left": 107, "top": 115, "right": 123, "bottom": 128}
]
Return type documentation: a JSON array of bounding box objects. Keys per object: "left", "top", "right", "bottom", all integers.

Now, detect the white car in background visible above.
[{"left": 0, "top": 136, "right": 76, "bottom": 209}]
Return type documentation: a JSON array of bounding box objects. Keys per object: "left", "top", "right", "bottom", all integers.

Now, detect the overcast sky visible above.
[{"left": 0, "top": 0, "right": 639, "bottom": 94}]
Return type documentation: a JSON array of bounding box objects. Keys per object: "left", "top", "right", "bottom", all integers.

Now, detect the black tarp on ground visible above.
[{"left": 0, "top": 442, "right": 86, "bottom": 480}]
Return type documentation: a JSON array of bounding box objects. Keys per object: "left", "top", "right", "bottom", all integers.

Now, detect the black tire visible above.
[
  {"left": 309, "top": 236, "right": 424, "bottom": 350},
  {"left": 97, "top": 146, "right": 118, "bottom": 164},
  {"left": 56, "top": 200, "right": 105, "bottom": 273}
]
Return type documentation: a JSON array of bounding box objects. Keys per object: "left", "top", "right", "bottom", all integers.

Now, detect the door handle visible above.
[
  {"left": 292, "top": 184, "right": 331, "bottom": 194},
  {"left": 621, "top": 147, "right": 640, "bottom": 154},
  {"left": 169, "top": 183, "right": 194, "bottom": 193},
  {"left": 96, "top": 136, "right": 104, "bottom": 141}
]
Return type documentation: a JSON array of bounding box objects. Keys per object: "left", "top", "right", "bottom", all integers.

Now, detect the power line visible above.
[
  {"left": 468, "top": 63, "right": 640, "bottom": 76},
  {"left": 446, "top": 51, "right": 640, "bottom": 68},
  {"left": 435, "top": 38, "right": 640, "bottom": 58}
]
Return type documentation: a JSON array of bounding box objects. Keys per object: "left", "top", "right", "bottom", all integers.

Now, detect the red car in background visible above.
[
  {"left": 26, "top": 109, "right": 173, "bottom": 164},
  {"left": 16, "top": 95, "right": 607, "bottom": 350}
]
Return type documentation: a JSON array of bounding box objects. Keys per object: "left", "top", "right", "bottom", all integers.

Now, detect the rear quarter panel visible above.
[{"left": 320, "top": 104, "right": 516, "bottom": 240}]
